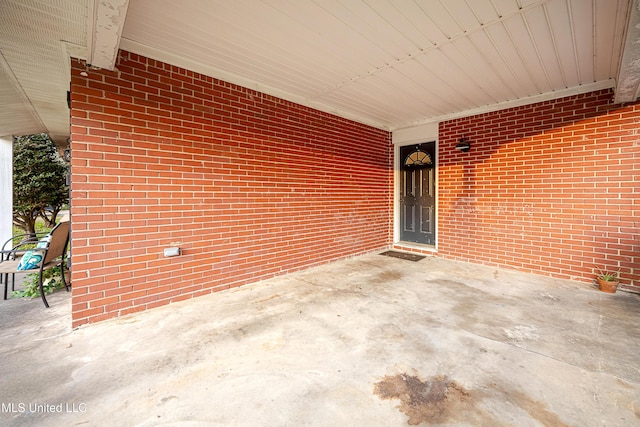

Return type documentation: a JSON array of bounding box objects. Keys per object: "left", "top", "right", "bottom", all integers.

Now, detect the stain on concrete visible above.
[
  {"left": 633, "top": 400, "right": 640, "bottom": 419},
  {"left": 159, "top": 395, "right": 178, "bottom": 404},
  {"left": 253, "top": 294, "right": 281, "bottom": 304},
  {"left": 374, "top": 373, "right": 572, "bottom": 426},
  {"left": 371, "top": 270, "right": 404, "bottom": 283},
  {"left": 367, "top": 323, "right": 405, "bottom": 341},
  {"left": 373, "top": 374, "right": 473, "bottom": 425},
  {"left": 617, "top": 378, "right": 633, "bottom": 389},
  {"left": 496, "top": 386, "right": 571, "bottom": 427}
]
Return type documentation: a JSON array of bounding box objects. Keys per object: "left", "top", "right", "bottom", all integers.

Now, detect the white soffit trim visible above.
[
  {"left": 614, "top": 0, "right": 640, "bottom": 103},
  {"left": 393, "top": 123, "right": 439, "bottom": 145},
  {"left": 399, "top": 79, "right": 616, "bottom": 130},
  {"left": 87, "top": 0, "right": 130, "bottom": 70},
  {"left": 118, "top": 38, "right": 391, "bottom": 131},
  {"left": 63, "top": 41, "right": 87, "bottom": 62},
  {"left": 62, "top": 41, "right": 87, "bottom": 84}
]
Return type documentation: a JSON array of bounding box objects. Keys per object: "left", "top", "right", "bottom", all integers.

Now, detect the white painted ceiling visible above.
[
  {"left": 1, "top": 0, "right": 639, "bottom": 144},
  {"left": 0, "top": 0, "right": 87, "bottom": 143}
]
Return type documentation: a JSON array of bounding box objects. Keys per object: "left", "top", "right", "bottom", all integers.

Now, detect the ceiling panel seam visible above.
[
  {"left": 479, "top": 26, "right": 527, "bottom": 97},
  {"left": 565, "top": 0, "right": 583, "bottom": 84},
  {"left": 520, "top": 9, "right": 553, "bottom": 91},
  {"left": 542, "top": 2, "right": 568, "bottom": 88},
  {"left": 502, "top": 18, "right": 543, "bottom": 95},
  {"left": 443, "top": 42, "right": 501, "bottom": 104},
  {"left": 592, "top": 0, "right": 598, "bottom": 82}
]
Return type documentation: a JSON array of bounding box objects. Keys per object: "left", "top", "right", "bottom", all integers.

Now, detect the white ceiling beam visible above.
[
  {"left": 87, "top": 0, "right": 130, "bottom": 70},
  {"left": 614, "top": 0, "right": 640, "bottom": 103}
]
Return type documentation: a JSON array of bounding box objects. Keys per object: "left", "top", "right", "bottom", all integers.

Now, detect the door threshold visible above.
[{"left": 394, "top": 242, "right": 437, "bottom": 254}]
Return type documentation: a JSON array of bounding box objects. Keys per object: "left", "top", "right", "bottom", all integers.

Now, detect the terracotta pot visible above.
[{"left": 597, "top": 277, "right": 618, "bottom": 293}]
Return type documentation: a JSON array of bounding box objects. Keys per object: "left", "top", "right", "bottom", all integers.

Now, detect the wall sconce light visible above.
[{"left": 456, "top": 136, "right": 471, "bottom": 152}]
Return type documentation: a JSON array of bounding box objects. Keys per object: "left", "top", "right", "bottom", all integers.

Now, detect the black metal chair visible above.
[{"left": 0, "top": 221, "right": 70, "bottom": 307}]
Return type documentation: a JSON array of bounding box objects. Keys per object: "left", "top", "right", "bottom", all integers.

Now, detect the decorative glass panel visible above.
[{"left": 404, "top": 150, "right": 432, "bottom": 167}]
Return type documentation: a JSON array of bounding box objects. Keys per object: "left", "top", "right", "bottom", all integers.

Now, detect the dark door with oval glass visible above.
[{"left": 400, "top": 142, "right": 436, "bottom": 245}]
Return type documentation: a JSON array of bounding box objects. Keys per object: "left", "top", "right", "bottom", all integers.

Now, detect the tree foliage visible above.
[{"left": 13, "top": 133, "right": 69, "bottom": 237}]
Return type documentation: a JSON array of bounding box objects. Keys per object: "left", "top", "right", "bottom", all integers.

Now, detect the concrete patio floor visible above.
[{"left": 0, "top": 252, "right": 638, "bottom": 426}]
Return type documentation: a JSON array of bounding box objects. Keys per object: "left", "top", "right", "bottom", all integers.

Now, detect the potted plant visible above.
[{"left": 596, "top": 267, "right": 619, "bottom": 293}]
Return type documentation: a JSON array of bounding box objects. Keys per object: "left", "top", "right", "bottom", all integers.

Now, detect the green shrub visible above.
[{"left": 12, "top": 267, "right": 64, "bottom": 299}]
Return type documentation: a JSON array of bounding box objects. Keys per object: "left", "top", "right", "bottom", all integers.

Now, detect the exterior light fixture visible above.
[{"left": 456, "top": 136, "right": 471, "bottom": 152}]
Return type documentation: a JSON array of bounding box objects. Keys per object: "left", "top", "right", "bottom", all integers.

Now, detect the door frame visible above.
[{"left": 393, "top": 139, "right": 438, "bottom": 251}]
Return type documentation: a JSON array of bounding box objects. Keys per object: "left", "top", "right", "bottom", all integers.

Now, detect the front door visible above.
[{"left": 400, "top": 142, "right": 436, "bottom": 245}]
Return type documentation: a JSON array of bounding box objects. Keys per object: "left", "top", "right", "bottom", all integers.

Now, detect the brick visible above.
[
  {"left": 438, "top": 88, "right": 638, "bottom": 292},
  {"left": 69, "top": 51, "right": 392, "bottom": 325}
]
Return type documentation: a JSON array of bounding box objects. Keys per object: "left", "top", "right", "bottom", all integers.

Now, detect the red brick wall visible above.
[
  {"left": 69, "top": 51, "right": 392, "bottom": 327},
  {"left": 438, "top": 89, "right": 639, "bottom": 292}
]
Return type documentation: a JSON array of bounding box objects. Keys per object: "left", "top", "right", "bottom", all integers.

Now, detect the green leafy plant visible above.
[
  {"left": 12, "top": 268, "right": 65, "bottom": 299},
  {"left": 596, "top": 266, "right": 619, "bottom": 282}
]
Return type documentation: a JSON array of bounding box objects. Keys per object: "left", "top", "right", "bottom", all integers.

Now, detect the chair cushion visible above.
[
  {"left": 17, "top": 250, "right": 43, "bottom": 270},
  {"left": 36, "top": 236, "right": 50, "bottom": 248}
]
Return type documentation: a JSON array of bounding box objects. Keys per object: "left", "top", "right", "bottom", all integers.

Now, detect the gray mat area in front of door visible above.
[{"left": 379, "top": 250, "right": 425, "bottom": 262}]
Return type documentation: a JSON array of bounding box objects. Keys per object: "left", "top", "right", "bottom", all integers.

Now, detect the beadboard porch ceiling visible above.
[{"left": 1, "top": 0, "right": 639, "bottom": 144}]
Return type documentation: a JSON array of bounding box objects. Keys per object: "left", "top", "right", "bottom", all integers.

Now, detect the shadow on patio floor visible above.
[{"left": 1, "top": 252, "right": 638, "bottom": 426}]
